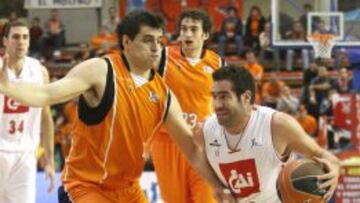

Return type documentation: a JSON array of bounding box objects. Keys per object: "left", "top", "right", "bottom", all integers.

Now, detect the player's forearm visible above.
[
  {"left": 318, "top": 149, "right": 341, "bottom": 170},
  {"left": 41, "top": 107, "right": 55, "bottom": 167},
  {"left": 2, "top": 81, "right": 77, "bottom": 107},
  {"left": 2, "top": 82, "right": 51, "bottom": 107}
]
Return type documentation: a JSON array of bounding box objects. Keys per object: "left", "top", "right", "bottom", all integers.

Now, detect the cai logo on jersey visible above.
[
  {"left": 3, "top": 96, "right": 29, "bottom": 113},
  {"left": 219, "top": 159, "right": 260, "bottom": 198}
]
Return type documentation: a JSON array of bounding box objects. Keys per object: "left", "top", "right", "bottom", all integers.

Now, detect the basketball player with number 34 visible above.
[{"left": 0, "top": 22, "right": 55, "bottom": 203}]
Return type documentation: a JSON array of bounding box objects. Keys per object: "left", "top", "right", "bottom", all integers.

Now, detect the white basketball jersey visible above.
[
  {"left": 203, "top": 106, "right": 284, "bottom": 203},
  {"left": 0, "top": 56, "right": 43, "bottom": 152}
]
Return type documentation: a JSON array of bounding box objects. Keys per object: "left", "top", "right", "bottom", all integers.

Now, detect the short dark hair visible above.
[
  {"left": 117, "top": 10, "right": 164, "bottom": 50},
  {"left": 212, "top": 65, "right": 256, "bottom": 104},
  {"left": 176, "top": 9, "right": 212, "bottom": 35},
  {"left": 3, "top": 21, "right": 28, "bottom": 38}
]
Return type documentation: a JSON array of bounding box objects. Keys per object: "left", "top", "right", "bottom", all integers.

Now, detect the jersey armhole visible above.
[
  {"left": 270, "top": 112, "right": 292, "bottom": 163},
  {"left": 77, "top": 58, "right": 115, "bottom": 125}
]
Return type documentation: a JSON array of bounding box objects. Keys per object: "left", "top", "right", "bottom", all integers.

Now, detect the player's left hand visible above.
[
  {"left": 314, "top": 156, "right": 340, "bottom": 202},
  {"left": 44, "top": 163, "right": 56, "bottom": 193}
]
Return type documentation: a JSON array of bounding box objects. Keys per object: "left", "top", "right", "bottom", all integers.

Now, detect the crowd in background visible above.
[{"left": 0, "top": 1, "right": 357, "bottom": 172}]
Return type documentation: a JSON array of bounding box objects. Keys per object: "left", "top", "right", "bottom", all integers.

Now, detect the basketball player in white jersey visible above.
[
  {"left": 0, "top": 22, "right": 55, "bottom": 203},
  {"left": 195, "top": 65, "right": 340, "bottom": 202}
]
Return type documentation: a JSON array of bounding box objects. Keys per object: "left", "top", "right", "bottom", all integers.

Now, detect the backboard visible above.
[{"left": 271, "top": 0, "right": 360, "bottom": 48}]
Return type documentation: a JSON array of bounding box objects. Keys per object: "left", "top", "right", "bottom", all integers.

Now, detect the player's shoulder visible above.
[
  {"left": 25, "top": 56, "right": 40, "bottom": 63},
  {"left": 203, "top": 49, "right": 223, "bottom": 69},
  {"left": 271, "top": 110, "right": 298, "bottom": 134},
  {"left": 24, "top": 56, "right": 44, "bottom": 74},
  {"left": 25, "top": 56, "right": 42, "bottom": 68},
  {"left": 204, "top": 48, "right": 220, "bottom": 58},
  {"left": 69, "top": 57, "right": 108, "bottom": 80},
  {"left": 256, "top": 105, "right": 277, "bottom": 114}
]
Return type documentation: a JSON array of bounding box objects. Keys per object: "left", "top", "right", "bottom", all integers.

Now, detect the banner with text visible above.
[
  {"left": 336, "top": 162, "right": 360, "bottom": 202},
  {"left": 25, "top": 0, "right": 102, "bottom": 9}
]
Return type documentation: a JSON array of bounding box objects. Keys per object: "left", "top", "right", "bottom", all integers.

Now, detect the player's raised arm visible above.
[{"left": 0, "top": 56, "right": 107, "bottom": 107}]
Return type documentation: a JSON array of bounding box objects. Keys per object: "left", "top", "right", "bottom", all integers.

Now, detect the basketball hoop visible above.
[{"left": 308, "top": 33, "right": 337, "bottom": 59}]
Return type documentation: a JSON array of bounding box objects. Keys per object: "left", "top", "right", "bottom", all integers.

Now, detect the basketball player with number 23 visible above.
[{"left": 194, "top": 66, "right": 341, "bottom": 203}]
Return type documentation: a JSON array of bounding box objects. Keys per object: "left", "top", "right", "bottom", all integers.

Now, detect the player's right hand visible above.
[
  {"left": 214, "top": 188, "right": 236, "bottom": 203},
  {"left": 0, "top": 54, "right": 9, "bottom": 91}
]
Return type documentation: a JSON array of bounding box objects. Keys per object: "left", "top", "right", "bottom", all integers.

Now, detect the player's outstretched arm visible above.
[
  {"left": 0, "top": 56, "right": 107, "bottom": 107},
  {"left": 164, "top": 93, "right": 236, "bottom": 202},
  {"left": 273, "top": 112, "right": 341, "bottom": 202}
]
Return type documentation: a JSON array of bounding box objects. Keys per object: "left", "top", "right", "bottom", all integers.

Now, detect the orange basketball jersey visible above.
[
  {"left": 154, "top": 45, "right": 222, "bottom": 142},
  {"left": 62, "top": 53, "right": 170, "bottom": 190}
]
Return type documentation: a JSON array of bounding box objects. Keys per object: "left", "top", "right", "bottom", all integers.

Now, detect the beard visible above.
[{"left": 216, "top": 113, "right": 233, "bottom": 127}]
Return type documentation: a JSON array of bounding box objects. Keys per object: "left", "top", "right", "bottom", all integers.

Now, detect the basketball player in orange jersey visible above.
[
  {"left": 0, "top": 22, "right": 55, "bottom": 203},
  {"left": 196, "top": 66, "right": 340, "bottom": 202},
  {"left": 151, "top": 9, "right": 223, "bottom": 203},
  {"left": 0, "top": 11, "right": 235, "bottom": 203}
]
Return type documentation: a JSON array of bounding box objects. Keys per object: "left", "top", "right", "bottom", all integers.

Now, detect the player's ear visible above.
[
  {"left": 203, "top": 32, "right": 210, "bottom": 41},
  {"left": 241, "top": 90, "right": 251, "bottom": 103},
  {"left": 122, "top": 35, "right": 130, "bottom": 48}
]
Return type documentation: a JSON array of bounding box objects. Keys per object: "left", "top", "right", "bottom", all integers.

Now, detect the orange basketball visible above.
[{"left": 276, "top": 159, "right": 329, "bottom": 203}]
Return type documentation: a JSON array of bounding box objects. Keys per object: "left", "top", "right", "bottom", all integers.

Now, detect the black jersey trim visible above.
[
  {"left": 157, "top": 48, "right": 167, "bottom": 76},
  {"left": 78, "top": 58, "right": 115, "bottom": 125},
  {"left": 163, "top": 91, "right": 172, "bottom": 122}
]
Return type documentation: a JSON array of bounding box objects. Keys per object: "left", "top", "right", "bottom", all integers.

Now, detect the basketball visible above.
[{"left": 276, "top": 159, "right": 329, "bottom": 203}]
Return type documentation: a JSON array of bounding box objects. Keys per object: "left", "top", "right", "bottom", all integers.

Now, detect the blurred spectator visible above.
[
  {"left": 296, "top": 104, "right": 318, "bottom": 137},
  {"left": 90, "top": 25, "right": 117, "bottom": 56},
  {"left": 279, "top": 12, "right": 294, "bottom": 39},
  {"left": 104, "top": 7, "right": 121, "bottom": 34},
  {"left": 319, "top": 88, "right": 338, "bottom": 117},
  {"left": 261, "top": 73, "right": 286, "bottom": 109},
  {"left": 29, "top": 17, "right": 43, "bottom": 57},
  {"left": 218, "top": 6, "right": 243, "bottom": 57},
  {"left": 301, "top": 62, "right": 318, "bottom": 104},
  {"left": 277, "top": 85, "right": 299, "bottom": 115},
  {"left": 5, "top": 11, "right": 19, "bottom": 26},
  {"left": 74, "top": 43, "right": 95, "bottom": 63},
  {"left": 285, "top": 21, "right": 312, "bottom": 71},
  {"left": 244, "top": 6, "right": 265, "bottom": 52},
  {"left": 334, "top": 49, "right": 351, "bottom": 70},
  {"left": 243, "top": 49, "right": 264, "bottom": 81},
  {"left": 313, "top": 20, "right": 331, "bottom": 34},
  {"left": 299, "top": 3, "right": 320, "bottom": 33},
  {"left": 259, "top": 21, "right": 281, "bottom": 70},
  {"left": 308, "top": 65, "right": 336, "bottom": 118},
  {"left": 335, "top": 68, "right": 353, "bottom": 93},
  {"left": 44, "top": 9, "right": 65, "bottom": 52}
]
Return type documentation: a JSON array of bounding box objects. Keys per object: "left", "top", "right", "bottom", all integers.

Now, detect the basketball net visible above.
[{"left": 308, "top": 33, "right": 337, "bottom": 59}]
